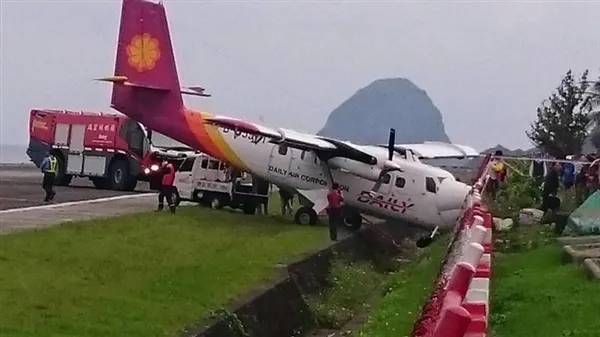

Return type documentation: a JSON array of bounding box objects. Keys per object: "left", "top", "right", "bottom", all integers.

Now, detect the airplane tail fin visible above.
[{"left": 101, "top": 0, "right": 184, "bottom": 128}]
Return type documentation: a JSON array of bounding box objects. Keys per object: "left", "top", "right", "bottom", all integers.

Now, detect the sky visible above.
[{"left": 1, "top": 0, "right": 599, "bottom": 151}]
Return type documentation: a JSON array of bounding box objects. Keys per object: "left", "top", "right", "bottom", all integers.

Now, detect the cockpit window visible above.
[{"left": 426, "top": 177, "right": 437, "bottom": 193}]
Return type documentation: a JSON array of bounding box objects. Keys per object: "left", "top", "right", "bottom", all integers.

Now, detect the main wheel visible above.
[
  {"left": 294, "top": 206, "right": 318, "bottom": 226},
  {"left": 342, "top": 210, "right": 362, "bottom": 231}
]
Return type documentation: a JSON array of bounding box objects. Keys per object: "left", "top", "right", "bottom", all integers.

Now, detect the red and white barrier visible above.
[{"left": 411, "top": 154, "right": 494, "bottom": 337}]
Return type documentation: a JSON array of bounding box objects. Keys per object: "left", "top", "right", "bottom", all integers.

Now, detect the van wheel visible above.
[
  {"left": 295, "top": 206, "right": 317, "bottom": 226},
  {"left": 192, "top": 190, "right": 204, "bottom": 203},
  {"left": 209, "top": 196, "right": 224, "bottom": 210},
  {"left": 171, "top": 189, "right": 181, "bottom": 207},
  {"left": 242, "top": 202, "right": 256, "bottom": 215}
]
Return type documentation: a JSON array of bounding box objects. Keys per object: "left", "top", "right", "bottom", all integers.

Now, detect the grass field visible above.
[
  {"left": 0, "top": 205, "right": 329, "bottom": 337},
  {"left": 355, "top": 236, "right": 450, "bottom": 337},
  {"left": 490, "top": 225, "right": 600, "bottom": 337}
]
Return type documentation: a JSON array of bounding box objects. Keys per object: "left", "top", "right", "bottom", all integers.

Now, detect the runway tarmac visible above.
[
  {"left": 0, "top": 164, "right": 162, "bottom": 234},
  {"left": 0, "top": 163, "right": 150, "bottom": 211}
]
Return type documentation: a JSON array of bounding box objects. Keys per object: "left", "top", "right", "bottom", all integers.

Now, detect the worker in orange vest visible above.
[{"left": 156, "top": 160, "right": 177, "bottom": 214}]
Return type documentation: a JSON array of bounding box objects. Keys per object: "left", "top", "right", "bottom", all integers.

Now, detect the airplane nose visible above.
[{"left": 436, "top": 179, "right": 472, "bottom": 226}]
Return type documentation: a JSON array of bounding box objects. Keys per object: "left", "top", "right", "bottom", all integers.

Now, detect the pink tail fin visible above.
[{"left": 110, "top": 0, "right": 184, "bottom": 127}]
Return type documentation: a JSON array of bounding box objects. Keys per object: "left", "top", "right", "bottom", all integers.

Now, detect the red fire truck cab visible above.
[{"left": 26, "top": 109, "right": 195, "bottom": 191}]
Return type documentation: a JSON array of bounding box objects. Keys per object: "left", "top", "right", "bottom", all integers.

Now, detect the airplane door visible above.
[{"left": 268, "top": 144, "right": 292, "bottom": 178}]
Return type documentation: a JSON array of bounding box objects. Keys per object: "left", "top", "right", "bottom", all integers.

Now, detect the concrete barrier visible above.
[{"left": 411, "top": 154, "right": 493, "bottom": 337}]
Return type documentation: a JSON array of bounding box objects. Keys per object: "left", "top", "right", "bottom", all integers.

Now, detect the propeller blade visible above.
[
  {"left": 370, "top": 170, "right": 388, "bottom": 194},
  {"left": 388, "top": 128, "right": 395, "bottom": 161}
]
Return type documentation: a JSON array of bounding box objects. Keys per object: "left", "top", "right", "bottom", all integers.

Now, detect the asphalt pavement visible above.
[
  {"left": 0, "top": 164, "right": 159, "bottom": 234},
  {"left": 0, "top": 164, "right": 150, "bottom": 211}
]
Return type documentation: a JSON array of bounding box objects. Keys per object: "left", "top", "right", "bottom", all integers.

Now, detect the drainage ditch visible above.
[{"left": 180, "top": 224, "right": 426, "bottom": 337}]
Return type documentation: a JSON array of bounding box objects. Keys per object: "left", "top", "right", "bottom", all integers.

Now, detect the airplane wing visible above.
[
  {"left": 391, "top": 141, "right": 479, "bottom": 159},
  {"left": 204, "top": 116, "right": 377, "bottom": 164}
]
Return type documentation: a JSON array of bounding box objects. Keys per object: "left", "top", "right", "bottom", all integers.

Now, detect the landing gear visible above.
[
  {"left": 342, "top": 208, "right": 362, "bottom": 231},
  {"left": 294, "top": 206, "right": 317, "bottom": 226},
  {"left": 416, "top": 226, "right": 439, "bottom": 248}
]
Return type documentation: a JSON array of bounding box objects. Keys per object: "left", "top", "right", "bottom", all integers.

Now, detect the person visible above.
[
  {"left": 253, "top": 177, "right": 270, "bottom": 215},
  {"left": 278, "top": 185, "right": 295, "bottom": 216},
  {"left": 488, "top": 150, "right": 505, "bottom": 198},
  {"left": 529, "top": 153, "right": 548, "bottom": 188},
  {"left": 561, "top": 156, "right": 576, "bottom": 189},
  {"left": 40, "top": 152, "right": 58, "bottom": 202},
  {"left": 541, "top": 162, "right": 561, "bottom": 216},
  {"left": 156, "top": 160, "right": 177, "bottom": 213},
  {"left": 326, "top": 183, "right": 344, "bottom": 241}
]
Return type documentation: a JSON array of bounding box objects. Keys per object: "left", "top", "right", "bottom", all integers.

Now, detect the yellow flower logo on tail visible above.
[{"left": 126, "top": 33, "right": 161, "bottom": 72}]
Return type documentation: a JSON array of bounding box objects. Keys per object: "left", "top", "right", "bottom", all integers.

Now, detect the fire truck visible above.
[{"left": 26, "top": 109, "right": 195, "bottom": 191}]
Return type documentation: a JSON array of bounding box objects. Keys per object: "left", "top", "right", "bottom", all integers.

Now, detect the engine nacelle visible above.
[{"left": 327, "top": 157, "right": 382, "bottom": 181}]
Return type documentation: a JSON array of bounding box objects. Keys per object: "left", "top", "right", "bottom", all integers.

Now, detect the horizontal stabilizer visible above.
[
  {"left": 181, "top": 86, "right": 211, "bottom": 97},
  {"left": 95, "top": 76, "right": 171, "bottom": 91}
]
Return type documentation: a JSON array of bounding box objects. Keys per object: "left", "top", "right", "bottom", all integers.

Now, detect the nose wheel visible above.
[{"left": 416, "top": 226, "right": 439, "bottom": 248}]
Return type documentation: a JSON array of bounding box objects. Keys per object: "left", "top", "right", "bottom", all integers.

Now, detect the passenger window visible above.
[
  {"left": 201, "top": 159, "right": 208, "bottom": 169},
  {"left": 179, "top": 158, "right": 195, "bottom": 172},
  {"left": 395, "top": 176, "right": 406, "bottom": 188},
  {"left": 426, "top": 177, "right": 437, "bottom": 193},
  {"left": 278, "top": 144, "right": 288, "bottom": 156},
  {"left": 209, "top": 160, "right": 219, "bottom": 170},
  {"left": 382, "top": 173, "right": 391, "bottom": 184}
]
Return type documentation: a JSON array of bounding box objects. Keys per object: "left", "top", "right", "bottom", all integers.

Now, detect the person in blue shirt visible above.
[
  {"left": 40, "top": 152, "right": 58, "bottom": 202},
  {"left": 562, "top": 157, "right": 576, "bottom": 189}
]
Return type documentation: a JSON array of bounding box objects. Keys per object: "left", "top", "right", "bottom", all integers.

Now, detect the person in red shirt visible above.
[
  {"left": 326, "top": 183, "right": 344, "bottom": 241},
  {"left": 156, "top": 160, "right": 177, "bottom": 214}
]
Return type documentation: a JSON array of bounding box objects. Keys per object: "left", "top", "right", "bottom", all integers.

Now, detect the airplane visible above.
[{"left": 97, "top": 0, "right": 479, "bottom": 247}]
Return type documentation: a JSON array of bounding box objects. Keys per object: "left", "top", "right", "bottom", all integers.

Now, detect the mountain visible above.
[{"left": 317, "top": 78, "right": 450, "bottom": 144}]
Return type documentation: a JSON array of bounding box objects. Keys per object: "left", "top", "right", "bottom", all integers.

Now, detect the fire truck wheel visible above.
[
  {"left": 295, "top": 206, "right": 317, "bottom": 226},
  {"left": 108, "top": 159, "right": 135, "bottom": 191},
  {"left": 91, "top": 178, "right": 108, "bottom": 189},
  {"left": 54, "top": 155, "right": 72, "bottom": 186}
]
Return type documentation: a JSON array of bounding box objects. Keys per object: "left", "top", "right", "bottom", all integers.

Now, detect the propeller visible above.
[
  {"left": 387, "top": 128, "right": 395, "bottom": 161},
  {"left": 370, "top": 128, "right": 400, "bottom": 195}
]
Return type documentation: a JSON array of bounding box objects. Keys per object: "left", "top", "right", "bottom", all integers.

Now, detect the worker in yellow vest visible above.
[{"left": 40, "top": 152, "right": 58, "bottom": 202}]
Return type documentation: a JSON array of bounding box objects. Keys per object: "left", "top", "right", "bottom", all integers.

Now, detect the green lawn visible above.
[
  {"left": 355, "top": 237, "right": 450, "bottom": 337},
  {"left": 491, "top": 237, "right": 600, "bottom": 337},
  {"left": 0, "top": 206, "right": 328, "bottom": 337}
]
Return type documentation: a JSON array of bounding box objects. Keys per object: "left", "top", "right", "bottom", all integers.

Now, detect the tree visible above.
[
  {"left": 583, "top": 72, "right": 600, "bottom": 150},
  {"left": 527, "top": 70, "right": 592, "bottom": 158}
]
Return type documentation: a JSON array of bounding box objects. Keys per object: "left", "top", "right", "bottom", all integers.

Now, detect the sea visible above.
[{"left": 0, "top": 144, "right": 30, "bottom": 164}]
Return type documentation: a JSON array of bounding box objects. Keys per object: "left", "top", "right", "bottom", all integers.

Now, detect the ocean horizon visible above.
[{"left": 0, "top": 144, "right": 30, "bottom": 164}]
